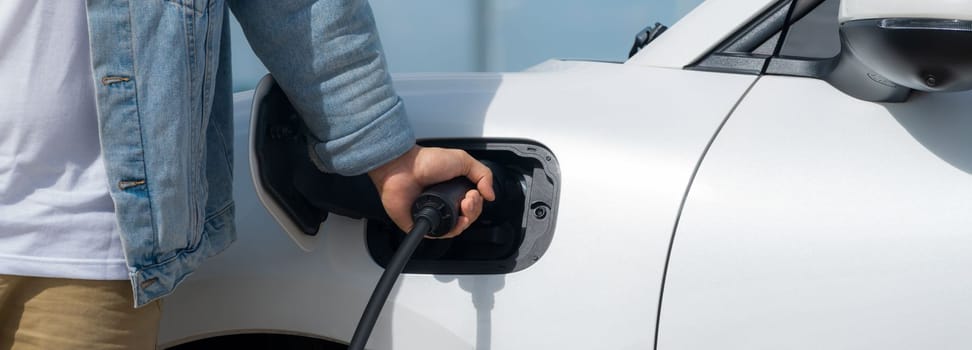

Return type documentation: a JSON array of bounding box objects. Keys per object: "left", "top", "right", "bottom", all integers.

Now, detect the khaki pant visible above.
[{"left": 0, "top": 275, "right": 160, "bottom": 350}]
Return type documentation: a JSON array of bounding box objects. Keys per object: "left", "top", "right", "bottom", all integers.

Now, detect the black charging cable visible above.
[{"left": 348, "top": 178, "right": 475, "bottom": 350}]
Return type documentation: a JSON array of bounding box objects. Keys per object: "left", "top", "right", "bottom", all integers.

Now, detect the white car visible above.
[{"left": 159, "top": 0, "right": 972, "bottom": 349}]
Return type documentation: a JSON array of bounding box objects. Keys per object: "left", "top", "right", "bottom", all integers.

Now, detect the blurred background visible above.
[{"left": 230, "top": 0, "right": 706, "bottom": 91}]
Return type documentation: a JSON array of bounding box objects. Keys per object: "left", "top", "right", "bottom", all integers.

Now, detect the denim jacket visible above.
[{"left": 86, "top": 0, "right": 414, "bottom": 307}]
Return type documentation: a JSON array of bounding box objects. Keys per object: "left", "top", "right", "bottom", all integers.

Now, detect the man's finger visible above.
[
  {"left": 383, "top": 196, "right": 415, "bottom": 234},
  {"left": 465, "top": 158, "right": 495, "bottom": 201},
  {"left": 439, "top": 190, "right": 482, "bottom": 238},
  {"left": 438, "top": 216, "right": 471, "bottom": 239},
  {"left": 461, "top": 190, "right": 483, "bottom": 220}
]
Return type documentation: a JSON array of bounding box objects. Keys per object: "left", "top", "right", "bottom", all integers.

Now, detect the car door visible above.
[
  {"left": 157, "top": 0, "right": 781, "bottom": 348},
  {"left": 659, "top": 0, "right": 972, "bottom": 349}
]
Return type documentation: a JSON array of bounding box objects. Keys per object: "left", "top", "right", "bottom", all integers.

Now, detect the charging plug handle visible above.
[{"left": 411, "top": 177, "right": 475, "bottom": 237}]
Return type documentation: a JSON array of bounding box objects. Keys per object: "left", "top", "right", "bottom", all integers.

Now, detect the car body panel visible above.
[
  {"left": 658, "top": 75, "right": 972, "bottom": 349},
  {"left": 158, "top": 63, "right": 757, "bottom": 349}
]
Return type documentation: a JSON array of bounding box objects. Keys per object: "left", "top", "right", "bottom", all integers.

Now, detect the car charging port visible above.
[
  {"left": 365, "top": 139, "right": 559, "bottom": 274},
  {"left": 251, "top": 80, "right": 559, "bottom": 274}
]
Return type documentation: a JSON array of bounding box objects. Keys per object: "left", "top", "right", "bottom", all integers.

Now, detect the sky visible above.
[{"left": 230, "top": 0, "right": 705, "bottom": 91}]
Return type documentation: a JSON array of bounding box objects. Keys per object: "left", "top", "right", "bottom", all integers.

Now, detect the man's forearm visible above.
[{"left": 229, "top": 0, "right": 414, "bottom": 175}]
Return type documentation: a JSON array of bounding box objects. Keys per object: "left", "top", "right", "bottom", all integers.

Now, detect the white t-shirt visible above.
[{"left": 0, "top": 0, "right": 128, "bottom": 280}]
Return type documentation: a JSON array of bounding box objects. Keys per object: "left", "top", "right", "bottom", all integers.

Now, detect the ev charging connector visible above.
[{"left": 348, "top": 178, "right": 475, "bottom": 350}]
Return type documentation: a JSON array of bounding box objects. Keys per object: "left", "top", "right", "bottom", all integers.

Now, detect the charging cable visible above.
[{"left": 348, "top": 178, "right": 475, "bottom": 350}]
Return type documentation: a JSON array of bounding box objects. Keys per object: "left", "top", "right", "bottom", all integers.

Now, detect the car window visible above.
[
  {"left": 688, "top": 0, "right": 842, "bottom": 74},
  {"left": 779, "top": 0, "right": 840, "bottom": 58}
]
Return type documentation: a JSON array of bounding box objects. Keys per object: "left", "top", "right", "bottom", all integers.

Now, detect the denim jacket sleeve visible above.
[{"left": 228, "top": 0, "right": 415, "bottom": 176}]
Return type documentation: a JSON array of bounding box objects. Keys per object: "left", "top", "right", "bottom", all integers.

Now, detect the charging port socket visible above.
[{"left": 366, "top": 139, "right": 560, "bottom": 275}]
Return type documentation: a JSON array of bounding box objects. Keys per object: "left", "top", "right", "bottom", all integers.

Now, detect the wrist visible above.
[{"left": 368, "top": 145, "right": 420, "bottom": 185}]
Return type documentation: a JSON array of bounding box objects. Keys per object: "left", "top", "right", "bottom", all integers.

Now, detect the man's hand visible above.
[{"left": 368, "top": 145, "right": 495, "bottom": 238}]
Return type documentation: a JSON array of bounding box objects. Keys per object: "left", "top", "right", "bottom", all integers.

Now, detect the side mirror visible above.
[
  {"left": 768, "top": 0, "right": 972, "bottom": 103},
  {"left": 840, "top": 0, "right": 972, "bottom": 93}
]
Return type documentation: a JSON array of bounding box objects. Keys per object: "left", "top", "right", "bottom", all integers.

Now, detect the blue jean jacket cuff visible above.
[{"left": 311, "top": 99, "right": 416, "bottom": 176}]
